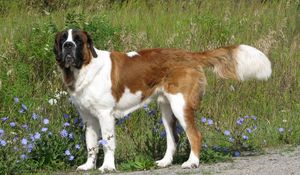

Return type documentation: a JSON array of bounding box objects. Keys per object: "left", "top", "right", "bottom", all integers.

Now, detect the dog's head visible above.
[{"left": 53, "top": 29, "right": 98, "bottom": 69}]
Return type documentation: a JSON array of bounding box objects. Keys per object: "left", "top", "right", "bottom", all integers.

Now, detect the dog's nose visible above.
[{"left": 63, "top": 42, "right": 75, "bottom": 49}]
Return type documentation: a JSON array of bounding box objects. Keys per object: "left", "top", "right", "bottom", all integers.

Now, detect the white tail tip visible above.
[{"left": 235, "top": 45, "right": 272, "bottom": 81}]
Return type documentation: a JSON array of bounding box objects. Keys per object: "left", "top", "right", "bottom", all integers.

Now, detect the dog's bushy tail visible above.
[{"left": 194, "top": 45, "right": 272, "bottom": 81}]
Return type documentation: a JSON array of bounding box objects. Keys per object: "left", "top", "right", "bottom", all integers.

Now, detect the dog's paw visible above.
[
  {"left": 99, "top": 164, "right": 116, "bottom": 173},
  {"left": 155, "top": 158, "right": 172, "bottom": 167},
  {"left": 76, "top": 163, "right": 96, "bottom": 171},
  {"left": 181, "top": 159, "right": 199, "bottom": 169}
]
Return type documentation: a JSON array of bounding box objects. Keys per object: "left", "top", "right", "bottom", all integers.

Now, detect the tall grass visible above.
[{"left": 0, "top": 0, "right": 299, "bottom": 173}]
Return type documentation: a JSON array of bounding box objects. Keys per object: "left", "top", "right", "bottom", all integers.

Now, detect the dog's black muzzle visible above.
[{"left": 62, "top": 42, "right": 76, "bottom": 68}]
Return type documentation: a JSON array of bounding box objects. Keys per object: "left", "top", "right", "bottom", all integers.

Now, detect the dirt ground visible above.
[{"left": 107, "top": 145, "right": 300, "bottom": 175}]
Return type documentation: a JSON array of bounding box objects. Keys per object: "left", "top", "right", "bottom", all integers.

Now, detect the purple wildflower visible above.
[
  {"left": 68, "top": 133, "right": 74, "bottom": 140},
  {"left": 65, "top": 149, "right": 71, "bottom": 156},
  {"left": 251, "top": 116, "right": 257, "bottom": 121},
  {"left": 22, "top": 124, "right": 29, "bottom": 129},
  {"left": 246, "top": 128, "right": 252, "bottom": 133},
  {"left": 69, "top": 155, "right": 74, "bottom": 161},
  {"left": 64, "top": 122, "right": 70, "bottom": 127},
  {"left": 160, "top": 131, "right": 166, "bottom": 138},
  {"left": 75, "top": 144, "right": 80, "bottom": 150},
  {"left": 19, "top": 104, "right": 28, "bottom": 113},
  {"left": 278, "top": 128, "right": 284, "bottom": 133},
  {"left": 1, "top": 117, "right": 8, "bottom": 122},
  {"left": 213, "top": 146, "right": 222, "bottom": 151},
  {"left": 13, "top": 137, "right": 18, "bottom": 142},
  {"left": 148, "top": 110, "right": 156, "bottom": 116},
  {"left": 244, "top": 115, "right": 249, "bottom": 119},
  {"left": 10, "top": 122, "right": 16, "bottom": 127},
  {"left": 29, "top": 134, "right": 35, "bottom": 141},
  {"left": 116, "top": 118, "right": 125, "bottom": 125},
  {"left": 207, "top": 119, "right": 214, "bottom": 125},
  {"left": 20, "top": 154, "right": 27, "bottom": 160},
  {"left": 0, "top": 129, "right": 4, "bottom": 136},
  {"left": 43, "top": 118, "right": 49, "bottom": 125},
  {"left": 79, "top": 121, "right": 84, "bottom": 129},
  {"left": 14, "top": 97, "right": 20, "bottom": 103},
  {"left": 229, "top": 137, "right": 235, "bottom": 142},
  {"left": 159, "top": 119, "right": 163, "bottom": 124},
  {"left": 22, "top": 104, "right": 27, "bottom": 110},
  {"left": 233, "top": 151, "right": 241, "bottom": 157},
  {"left": 201, "top": 117, "right": 207, "bottom": 123},
  {"left": 63, "top": 114, "right": 69, "bottom": 119},
  {"left": 41, "top": 127, "right": 48, "bottom": 132},
  {"left": 34, "top": 132, "right": 41, "bottom": 140},
  {"left": 117, "top": 114, "right": 131, "bottom": 125},
  {"left": 27, "top": 143, "right": 34, "bottom": 153},
  {"left": 74, "top": 117, "right": 80, "bottom": 125},
  {"left": 242, "top": 135, "right": 249, "bottom": 140},
  {"left": 124, "top": 113, "right": 131, "bottom": 119},
  {"left": 21, "top": 138, "right": 28, "bottom": 145},
  {"left": 98, "top": 139, "right": 108, "bottom": 145},
  {"left": 32, "top": 113, "right": 39, "bottom": 120},
  {"left": 143, "top": 104, "right": 149, "bottom": 111},
  {"left": 253, "top": 125, "right": 257, "bottom": 130},
  {"left": 224, "top": 130, "right": 230, "bottom": 136},
  {"left": 236, "top": 117, "right": 244, "bottom": 125},
  {"left": 176, "top": 125, "right": 184, "bottom": 134},
  {"left": 60, "top": 129, "right": 68, "bottom": 138},
  {"left": 0, "top": 139, "right": 7, "bottom": 146}
]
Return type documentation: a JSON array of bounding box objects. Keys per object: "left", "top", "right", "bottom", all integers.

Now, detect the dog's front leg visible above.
[
  {"left": 77, "top": 115, "right": 100, "bottom": 171},
  {"left": 98, "top": 110, "right": 116, "bottom": 172}
]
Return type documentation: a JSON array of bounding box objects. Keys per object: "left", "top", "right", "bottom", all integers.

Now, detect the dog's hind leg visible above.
[
  {"left": 165, "top": 92, "right": 202, "bottom": 169},
  {"left": 163, "top": 68, "right": 205, "bottom": 169},
  {"left": 156, "top": 95, "right": 178, "bottom": 167}
]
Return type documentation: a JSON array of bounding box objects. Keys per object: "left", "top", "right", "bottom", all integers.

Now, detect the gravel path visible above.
[{"left": 108, "top": 146, "right": 300, "bottom": 175}]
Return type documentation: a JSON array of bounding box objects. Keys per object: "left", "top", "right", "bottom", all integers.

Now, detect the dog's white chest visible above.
[
  {"left": 69, "top": 50, "right": 116, "bottom": 115},
  {"left": 70, "top": 86, "right": 115, "bottom": 113}
]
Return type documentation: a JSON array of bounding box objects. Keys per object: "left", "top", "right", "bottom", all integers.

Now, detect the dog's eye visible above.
[
  {"left": 74, "top": 36, "right": 82, "bottom": 45},
  {"left": 59, "top": 33, "right": 68, "bottom": 45},
  {"left": 61, "top": 33, "right": 67, "bottom": 41}
]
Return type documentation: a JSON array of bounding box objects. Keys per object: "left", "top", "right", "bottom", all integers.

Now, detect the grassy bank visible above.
[{"left": 0, "top": 0, "right": 299, "bottom": 174}]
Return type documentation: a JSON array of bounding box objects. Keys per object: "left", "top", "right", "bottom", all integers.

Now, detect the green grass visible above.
[{"left": 0, "top": 0, "right": 299, "bottom": 174}]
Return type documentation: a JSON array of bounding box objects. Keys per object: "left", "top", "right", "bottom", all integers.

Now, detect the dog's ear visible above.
[
  {"left": 53, "top": 32, "right": 63, "bottom": 61},
  {"left": 85, "top": 32, "right": 98, "bottom": 58}
]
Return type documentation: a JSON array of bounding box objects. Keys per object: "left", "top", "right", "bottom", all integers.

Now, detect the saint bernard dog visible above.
[{"left": 53, "top": 29, "right": 271, "bottom": 172}]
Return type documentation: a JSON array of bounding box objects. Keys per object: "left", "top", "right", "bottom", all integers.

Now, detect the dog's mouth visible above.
[{"left": 64, "top": 54, "right": 75, "bottom": 68}]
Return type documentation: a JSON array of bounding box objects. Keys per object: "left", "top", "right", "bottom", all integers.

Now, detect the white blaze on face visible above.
[{"left": 63, "top": 29, "right": 77, "bottom": 48}]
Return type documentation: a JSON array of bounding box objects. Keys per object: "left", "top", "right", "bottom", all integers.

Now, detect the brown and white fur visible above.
[{"left": 53, "top": 29, "right": 272, "bottom": 172}]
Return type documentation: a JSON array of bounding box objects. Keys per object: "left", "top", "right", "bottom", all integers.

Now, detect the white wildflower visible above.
[{"left": 48, "top": 98, "right": 57, "bottom": 105}]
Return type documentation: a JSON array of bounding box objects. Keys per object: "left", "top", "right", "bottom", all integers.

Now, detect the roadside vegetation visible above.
[{"left": 0, "top": 0, "right": 299, "bottom": 174}]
